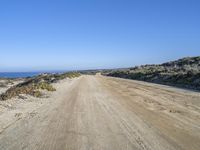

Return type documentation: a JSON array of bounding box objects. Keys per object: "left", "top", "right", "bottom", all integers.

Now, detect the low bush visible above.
[{"left": 35, "top": 82, "right": 56, "bottom": 91}]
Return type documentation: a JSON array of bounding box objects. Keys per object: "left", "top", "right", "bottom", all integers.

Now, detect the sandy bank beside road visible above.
[{"left": 0, "top": 78, "right": 79, "bottom": 134}]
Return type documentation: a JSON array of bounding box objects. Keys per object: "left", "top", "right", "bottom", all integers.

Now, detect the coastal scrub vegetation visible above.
[
  {"left": 104, "top": 56, "right": 200, "bottom": 91},
  {"left": 0, "top": 72, "right": 81, "bottom": 101}
]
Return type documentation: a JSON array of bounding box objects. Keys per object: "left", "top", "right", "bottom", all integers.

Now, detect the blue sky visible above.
[{"left": 0, "top": 0, "right": 200, "bottom": 71}]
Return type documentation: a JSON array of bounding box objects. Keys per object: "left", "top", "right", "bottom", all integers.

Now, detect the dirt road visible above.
[{"left": 0, "top": 75, "right": 200, "bottom": 150}]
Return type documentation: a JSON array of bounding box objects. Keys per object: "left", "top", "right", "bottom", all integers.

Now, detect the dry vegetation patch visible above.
[{"left": 0, "top": 72, "right": 81, "bottom": 101}]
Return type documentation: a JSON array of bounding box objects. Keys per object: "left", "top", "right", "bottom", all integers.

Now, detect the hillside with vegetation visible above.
[
  {"left": 105, "top": 56, "right": 200, "bottom": 91},
  {"left": 0, "top": 72, "right": 80, "bottom": 101}
]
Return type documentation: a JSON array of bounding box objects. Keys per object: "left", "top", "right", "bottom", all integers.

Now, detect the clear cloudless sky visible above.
[{"left": 0, "top": 0, "right": 200, "bottom": 72}]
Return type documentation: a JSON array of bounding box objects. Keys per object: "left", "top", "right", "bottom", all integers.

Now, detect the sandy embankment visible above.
[
  {"left": 0, "top": 78, "right": 76, "bottom": 134},
  {"left": 0, "top": 79, "right": 23, "bottom": 94}
]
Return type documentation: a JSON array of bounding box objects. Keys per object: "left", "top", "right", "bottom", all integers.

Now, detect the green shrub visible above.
[{"left": 35, "top": 82, "right": 56, "bottom": 91}]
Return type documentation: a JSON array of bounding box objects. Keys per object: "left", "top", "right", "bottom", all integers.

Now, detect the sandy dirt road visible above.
[{"left": 0, "top": 75, "right": 200, "bottom": 150}]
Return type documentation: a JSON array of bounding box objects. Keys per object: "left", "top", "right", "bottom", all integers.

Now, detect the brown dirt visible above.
[{"left": 0, "top": 75, "right": 200, "bottom": 150}]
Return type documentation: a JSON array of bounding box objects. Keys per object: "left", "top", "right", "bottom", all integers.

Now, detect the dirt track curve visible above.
[{"left": 0, "top": 75, "right": 200, "bottom": 150}]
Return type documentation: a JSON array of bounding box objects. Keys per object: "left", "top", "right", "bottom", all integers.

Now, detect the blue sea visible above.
[
  {"left": 0, "top": 71, "right": 65, "bottom": 78},
  {"left": 0, "top": 72, "right": 42, "bottom": 78}
]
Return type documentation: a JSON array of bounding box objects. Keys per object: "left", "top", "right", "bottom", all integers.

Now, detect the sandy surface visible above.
[
  {"left": 0, "top": 75, "right": 200, "bottom": 150},
  {"left": 0, "top": 79, "right": 23, "bottom": 94}
]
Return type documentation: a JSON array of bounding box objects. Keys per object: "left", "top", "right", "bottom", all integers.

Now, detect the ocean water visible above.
[
  {"left": 0, "top": 72, "right": 42, "bottom": 78},
  {"left": 0, "top": 70, "right": 71, "bottom": 78}
]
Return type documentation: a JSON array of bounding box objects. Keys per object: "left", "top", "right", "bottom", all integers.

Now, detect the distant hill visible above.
[{"left": 105, "top": 56, "right": 200, "bottom": 91}]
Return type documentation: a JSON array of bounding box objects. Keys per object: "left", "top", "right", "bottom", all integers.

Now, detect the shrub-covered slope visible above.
[
  {"left": 0, "top": 72, "right": 81, "bottom": 101},
  {"left": 106, "top": 57, "right": 200, "bottom": 90}
]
